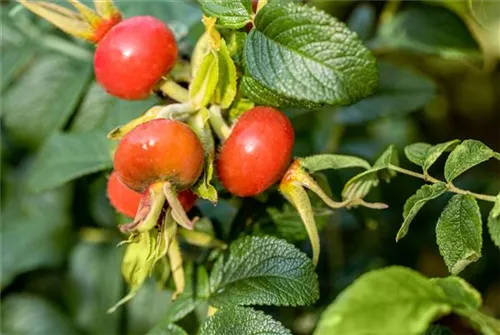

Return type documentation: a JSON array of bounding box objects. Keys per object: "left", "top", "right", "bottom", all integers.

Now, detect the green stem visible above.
[
  {"left": 168, "top": 236, "right": 185, "bottom": 299},
  {"left": 163, "top": 182, "right": 195, "bottom": 230},
  {"left": 158, "top": 78, "right": 189, "bottom": 103},
  {"left": 388, "top": 164, "right": 497, "bottom": 203},
  {"left": 156, "top": 102, "right": 196, "bottom": 120},
  {"left": 208, "top": 105, "right": 231, "bottom": 140}
]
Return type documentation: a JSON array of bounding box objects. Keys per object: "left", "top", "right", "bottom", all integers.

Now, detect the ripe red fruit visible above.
[
  {"left": 94, "top": 16, "right": 177, "bottom": 100},
  {"left": 114, "top": 119, "right": 204, "bottom": 193},
  {"left": 107, "top": 172, "right": 197, "bottom": 218},
  {"left": 217, "top": 107, "right": 295, "bottom": 197}
]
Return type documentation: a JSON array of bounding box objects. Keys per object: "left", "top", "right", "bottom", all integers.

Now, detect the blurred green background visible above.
[{"left": 1, "top": 1, "right": 499, "bottom": 334}]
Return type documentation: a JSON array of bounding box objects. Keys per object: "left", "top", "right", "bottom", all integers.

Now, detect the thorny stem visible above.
[
  {"left": 208, "top": 105, "right": 231, "bottom": 140},
  {"left": 388, "top": 164, "right": 497, "bottom": 203}
]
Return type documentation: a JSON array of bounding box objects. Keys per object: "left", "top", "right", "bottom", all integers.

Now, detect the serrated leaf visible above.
[
  {"left": 2, "top": 55, "right": 92, "bottom": 148},
  {"left": 299, "top": 154, "right": 371, "bottom": 172},
  {"left": 27, "top": 131, "right": 114, "bottom": 193},
  {"left": 241, "top": 74, "right": 321, "bottom": 108},
  {"left": 213, "top": 39, "right": 237, "bottom": 109},
  {"left": 431, "top": 277, "right": 482, "bottom": 310},
  {"left": 396, "top": 183, "right": 448, "bottom": 241},
  {"left": 335, "top": 62, "right": 435, "bottom": 124},
  {"left": 342, "top": 145, "right": 398, "bottom": 200},
  {"left": 405, "top": 142, "right": 432, "bottom": 167},
  {"left": 444, "top": 140, "right": 495, "bottom": 182},
  {"left": 67, "top": 241, "right": 123, "bottom": 335},
  {"left": 244, "top": 1, "right": 378, "bottom": 107},
  {"left": 71, "top": 82, "right": 158, "bottom": 133},
  {"left": 199, "top": 306, "right": 292, "bottom": 335},
  {"left": 375, "top": 5, "right": 480, "bottom": 59},
  {"left": 436, "top": 194, "right": 482, "bottom": 274},
  {"left": 146, "top": 323, "right": 188, "bottom": 335},
  {"left": 1, "top": 295, "right": 77, "bottom": 335},
  {"left": 487, "top": 194, "right": 500, "bottom": 250},
  {"left": 424, "top": 325, "right": 454, "bottom": 335},
  {"left": 314, "top": 266, "right": 452, "bottom": 335},
  {"left": 199, "top": 0, "right": 252, "bottom": 29},
  {"left": 190, "top": 51, "right": 219, "bottom": 109},
  {"left": 209, "top": 236, "right": 319, "bottom": 307},
  {"left": 423, "top": 140, "right": 460, "bottom": 173}
]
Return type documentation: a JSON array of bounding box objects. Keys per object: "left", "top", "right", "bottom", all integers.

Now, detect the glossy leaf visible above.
[
  {"left": 335, "top": 62, "right": 435, "bottom": 124},
  {"left": 199, "top": 306, "right": 292, "bottom": 335},
  {"left": 209, "top": 236, "right": 319, "bottom": 307},
  {"left": 396, "top": 183, "right": 448, "bottom": 241},
  {"left": 244, "top": 1, "right": 378, "bottom": 107},
  {"left": 27, "top": 131, "right": 115, "bottom": 192},
  {"left": 314, "top": 267, "right": 451, "bottom": 335},
  {"left": 199, "top": 0, "right": 252, "bottom": 29},
  {"left": 436, "top": 194, "right": 482, "bottom": 274},
  {"left": 444, "top": 140, "right": 495, "bottom": 182}
]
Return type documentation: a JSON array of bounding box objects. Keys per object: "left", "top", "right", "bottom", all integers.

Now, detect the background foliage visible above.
[{"left": 1, "top": 0, "right": 499, "bottom": 334}]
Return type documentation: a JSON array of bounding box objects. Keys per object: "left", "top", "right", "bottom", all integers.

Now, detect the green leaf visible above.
[
  {"left": 396, "top": 183, "right": 448, "bottom": 241},
  {"left": 267, "top": 205, "right": 331, "bottom": 242},
  {"left": 335, "top": 62, "right": 435, "bottom": 124},
  {"left": 198, "top": 0, "right": 252, "bottom": 29},
  {"left": 1, "top": 186, "right": 71, "bottom": 288},
  {"left": 436, "top": 194, "right": 482, "bottom": 274},
  {"left": 71, "top": 82, "right": 158, "bottom": 133},
  {"left": 67, "top": 241, "right": 123, "bottom": 335},
  {"left": 199, "top": 306, "right": 292, "bottom": 335},
  {"left": 146, "top": 323, "right": 188, "bottom": 335},
  {"left": 1, "top": 295, "right": 77, "bottom": 335},
  {"left": 0, "top": 42, "right": 36, "bottom": 93},
  {"left": 190, "top": 51, "right": 219, "bottom": 109},
  {"left": 431, "top": 277, "right": 481, "bottom": 310},
  {"left": 27, "top": 131, "right": 114, "bottom": 193},
  {"left": 189, "top": 108, "right": 217, "bottom": 203},
  {"left": 209, "top": 235, "right": 319, "bottom": 307},
  {"left": 374, "top": 5, "right": 480, "bottom": 59},
  {"left": 314, "top": 266, "right": 452, "bottom": 335},
  {"left": 444, "top": 140, "right": 495, "bottom": 182},
  {"left": 405, "top": 142, "right": 432, "bottom": 167},
  {"left": 423, "top": 140, "right": 460, "bottom": 173},
  {"left": 299, "top": 154, "right": 371, "bottom": 172},
  {"left": 342, "top": 145, "right": 398, "bottom": 200},
  {"left": 228, "top": 97, "right": 254, "bottom": 122},
  {"left": 244, "top": 1, "right": 378, "bottom": 107},
  {"left": 2, "top": 55, "right": 92, "bottom": 148},
  {"left": 424, "top": 325, "right": 454, "bottom": 335},
  {"left": 487, "top": 194, "right": 500, "bottom": 249},
  {"left": 162, "top": 292, "right": 199, "bottom": 324},
  {"left": 213, "top": 39, "right": 237, "bottom": 108}
]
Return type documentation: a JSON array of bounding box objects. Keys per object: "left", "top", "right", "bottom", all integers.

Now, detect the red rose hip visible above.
[
  {"left": 217, "top": 107, "right": 295, "bottom": 197},
  {"left": 114, "top": 119, "right": 204, "bottom": 193},
  {"left": 94, "top": 16, "right": 177, "bottom": 100}
]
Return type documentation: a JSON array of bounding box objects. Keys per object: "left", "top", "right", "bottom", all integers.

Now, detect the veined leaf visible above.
[
  {"left": 314, "top": 267, "right": 451, "bottom": 335},
  {"left": 199, "top": 0, "right": 252, "bottom": 29},
  {"left": 244, "top": 1, "right": 378, "bottom": 107},
  {"left": 444, "top": 140, "right": 496, "bottom": 182},
  {"left": 199, "top": 306, "right": 292, "bottom": 335},
  {"left": 299, "top": 154, "right": 371, "bottom": 172},
  {"left": 213, "top": 39, "right": 237, "bottom": 109},
  {"left": 431, "top": 277, "right": 481, "bottom": 310},
  {"left": 487, "top": 194, "right": 500, "bottom": 250},
  {"left": 209, "top": 236, "right": 319, "bottom": 307},
  {"left": 436, "top": 194, "right": 482, "bottom": 274},
  {"left": 405, "top": 143, "right": 432, "bottom": 167},
  {"left": 27, "top": 132, "right": 115, "bottom": 193},
  {"left": 423, "top": 140, "right": 460, "bottom": 173},
  {"left": 396, "top": 183, "right": 448, "bottom": 241},
  {"left": 190, "top": 51, "right": 219, "bottom": 109}
]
